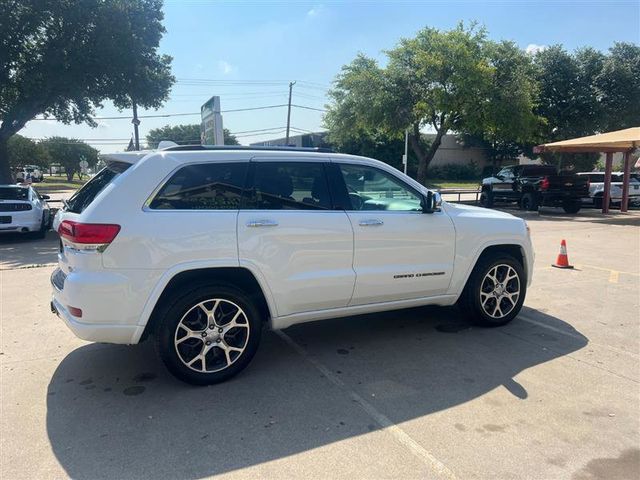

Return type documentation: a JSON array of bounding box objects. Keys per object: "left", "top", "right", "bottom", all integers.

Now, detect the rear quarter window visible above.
[{"left": 66, "top": 161, "right": 131, "bottom": 213}]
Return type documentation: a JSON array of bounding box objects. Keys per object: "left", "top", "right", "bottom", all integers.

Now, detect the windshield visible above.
[
  {"left": 0, "top": 187, "right": 29, "bottom": 200},
  {"left": 66, "top": 162, "right": 131, "bottom": 213}
]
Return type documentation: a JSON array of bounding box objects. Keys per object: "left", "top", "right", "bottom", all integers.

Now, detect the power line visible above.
[{"left": 29, "top": 104, "right": 325, "bottom": 122}]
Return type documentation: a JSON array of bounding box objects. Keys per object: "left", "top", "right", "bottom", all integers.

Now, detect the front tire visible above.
[
  {"left": 479, "top": 190, "right": 493, "bottom": 208},
  {"left": 458, "top": 253, "right": 526, "bottom": 327},
  {"left": 155, "top": 284, "right": 263, "bottom": 385}
]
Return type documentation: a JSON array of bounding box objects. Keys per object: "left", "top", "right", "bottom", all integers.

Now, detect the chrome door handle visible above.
[
  {"left": 359, "top": 218, "right": 384, "bottom": 226},
  {"left": 246, "top": 219, "right": 279, "bottom": 227}
]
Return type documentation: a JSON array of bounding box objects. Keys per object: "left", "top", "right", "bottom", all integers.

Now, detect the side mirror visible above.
[
  {"left": 423, "top": 191, "right": 442, "bottom": 213},
  {"left": 41, "top": 194, "right": 50, "bottom": 200}
]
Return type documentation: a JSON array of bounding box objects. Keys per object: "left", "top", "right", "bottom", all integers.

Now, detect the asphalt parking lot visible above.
[{"left": 1, "top": 207, "right": 639, "bottom": 479}]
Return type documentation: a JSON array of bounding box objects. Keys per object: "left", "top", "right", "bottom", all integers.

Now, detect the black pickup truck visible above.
[{"left": 480, "top": 164, "right": 589, "bottom": 213}]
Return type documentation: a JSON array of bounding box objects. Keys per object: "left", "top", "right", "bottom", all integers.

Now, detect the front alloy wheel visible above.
[
  {"left": 458, "top": 253, "right": 526, "bottom": 327},
  {"left": 479, "top": 264, "right": 520, "bottom": 319}
]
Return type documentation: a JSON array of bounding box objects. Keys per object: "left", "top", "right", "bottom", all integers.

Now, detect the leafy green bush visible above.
[{"left": 426, "top": 161, "right": 481, "bottom": 181}]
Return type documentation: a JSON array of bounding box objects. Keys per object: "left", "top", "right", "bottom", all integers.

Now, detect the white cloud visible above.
[
  {"left": 307, "top": 5, "right": 323, "bottom": 17},
  {"left": 525, "top": 43, "right": 547, "bottom": 55},
  {"left": 218, "top": 60, "right": 235, "bottom": 75}
]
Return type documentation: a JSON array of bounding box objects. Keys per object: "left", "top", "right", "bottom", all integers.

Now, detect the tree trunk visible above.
[
  {"left": 409, "top": 123, "right": 447, "bottom": 185},
  {"left": 0, "top": 136, "right": 14, "bottom": 184}
]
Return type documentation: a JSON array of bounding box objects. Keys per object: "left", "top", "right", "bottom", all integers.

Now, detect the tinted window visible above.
[
  {"left": 150, "top": 162, "right": 248, "bottom": 210},
  {"left": 497, "top": 167, "right": 514, "bottom": 178},
  {"left": 66, "top": 162, "right": 130, "bottom": 213},
  {"left": 0, "top": 187, "right": 29, "bottom": 200},
  {"left": 338, "top": 164, "right": 422, "bottom": 211},
  {"left": 521, "top": 165, "right": 557, "bottom": 176},
  {"left": 246, "top": 162, "right": 331, "bottom": 210}
]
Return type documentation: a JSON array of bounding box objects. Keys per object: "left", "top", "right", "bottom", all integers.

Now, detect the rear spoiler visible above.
[
  {"left": 99, "top": 151, "right": 149, "bottom": 166},
  {"left": 99, "top": 142, "right": 179, "bottom": 168}
]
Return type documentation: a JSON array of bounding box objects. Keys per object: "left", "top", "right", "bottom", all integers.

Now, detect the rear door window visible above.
[
  {"left": 66, "top": 161, "right": 131, "bottom": 213},
  {"left": 149, "top": 162, "right": 248, "bottom": 210},
  {"left": 245, "top": 162, "right": 332, "bottom": 210}
]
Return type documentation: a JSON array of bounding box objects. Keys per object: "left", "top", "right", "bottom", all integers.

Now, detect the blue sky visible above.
[{"left": 22, "top": 0, "right": 640, "bottom": 152}]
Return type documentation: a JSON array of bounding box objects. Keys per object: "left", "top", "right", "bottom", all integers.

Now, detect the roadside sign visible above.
[{"left": 201, "top": 96, "right": 224, "bottom": 145}]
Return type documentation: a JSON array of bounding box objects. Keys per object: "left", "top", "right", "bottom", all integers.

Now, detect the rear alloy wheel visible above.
[
  {"left": 156, "top": 284, "right": 262, "bottom": 385},
  {"left": 458, "top": 253, "right": 526, "bottom": 327}
]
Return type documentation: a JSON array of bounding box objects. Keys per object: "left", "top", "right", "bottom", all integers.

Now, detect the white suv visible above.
[{"left": 51, "top": 146, "right": 533, "bottom": 385}]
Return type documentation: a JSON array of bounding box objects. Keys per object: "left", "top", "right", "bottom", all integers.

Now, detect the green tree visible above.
[
  {"left": 325, "top": 24, "right": 538, "bottom": 184},
  {"left": 146, "top": 124, "right": 239, "bottom": 148},
  {"left": 6, "top": 135, "right": 46, "bottom": 169},
  {"left": 0, "top": 0, "right": 174, "bottom": 183},
  {"left": 596, "top": 42, "right": 640, "bottom": 131},
  {"left": 533, "top": 46, "right": 609, "bottom": 171},
  {"left": 471, "top": 41, "right": 542, "bottom": 165},
  {"left": 39, "top": 138, "right": 99, "bottom": 181},
  {"left": 327, "top": 127, "right": 407, "bottom": 171}
]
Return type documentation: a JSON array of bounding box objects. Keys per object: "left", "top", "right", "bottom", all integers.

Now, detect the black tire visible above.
[
  {"left": 155, "top": 283, "right": 263, "bottom": 385},
  {"left": 458, "top": 252, "right": 526, "bottom": 327},
  {"left": 479, "top": 190, "right": 493, "bottom": 208},
  {"left": 520, "top": 193, "right": 538, "bottom": 211},
  {"left": 562, "top": 200, "right": 581, "bottom": 214}
]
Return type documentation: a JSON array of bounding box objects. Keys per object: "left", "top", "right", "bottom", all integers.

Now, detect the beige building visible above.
[{"left": 252, "top": 132, "right": 491, "bottom": 168}]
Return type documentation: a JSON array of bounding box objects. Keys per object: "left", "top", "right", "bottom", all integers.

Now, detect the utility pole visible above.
[
  {"left": 285, "top": 81, "right": 296, "bottom": 145},
  {"left": 403, "top": 128, "right": 409, "bottom": 175},
  {"left": 132, "top": 100, "right": 141, "bottom": 150}
]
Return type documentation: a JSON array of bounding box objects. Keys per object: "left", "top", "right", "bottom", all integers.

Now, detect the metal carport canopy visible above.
[{"left": 534, "top": 127, "right": 640, "bottom": 213}]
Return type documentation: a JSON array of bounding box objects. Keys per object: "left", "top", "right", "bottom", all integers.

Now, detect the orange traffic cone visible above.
[{"left": 552, "top": 239, "right": 573, "bottom": 269}]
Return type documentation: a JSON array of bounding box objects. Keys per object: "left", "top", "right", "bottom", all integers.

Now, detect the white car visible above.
[
  {"left": 577, "top": 171, "right": 640, "bottom": 208},
  {"left": 51, "top": 146, "right": 534, "bottom": 385},
  {"left": 0, "top": 184, "right": 51, "bottom": 238}
]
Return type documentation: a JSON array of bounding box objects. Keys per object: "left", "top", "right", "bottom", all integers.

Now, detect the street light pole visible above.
[{"left": 285, "top": 81, "right": 296, "bottom": 145}]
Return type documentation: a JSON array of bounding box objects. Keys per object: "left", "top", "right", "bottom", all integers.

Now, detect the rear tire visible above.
[
  {"left": 458, "top": 253, "right": 526, "bottom": 327},
  {"left": 155, "top": 283, "right": 263, "bottom": 385},
  {"left": 520, "top": 193, "right": 538, "bottom": 211},
  {"left": 479, "top": 190, "right": 493, "bottom": 208},
  {"left": 562, "top": 200, "right": 581, "bottom": 214}
]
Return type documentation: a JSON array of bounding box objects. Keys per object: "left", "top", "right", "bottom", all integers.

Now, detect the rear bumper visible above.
[
  {"left": 50, "top": 267, "right": 144, "bottom": 344},
  {"left": 540, "top": 192, "right": 585, "bottom": 204},
  {"left": 50, "top": 298, "right": 141, "bottom": 344},
  {"left": 0, "top": 216, "right": 40, "bottom": 232}
]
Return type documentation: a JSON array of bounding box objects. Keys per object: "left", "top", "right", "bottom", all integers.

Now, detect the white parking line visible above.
[{"left": 275, "top": 330, "right": 458, "bottom": 480}]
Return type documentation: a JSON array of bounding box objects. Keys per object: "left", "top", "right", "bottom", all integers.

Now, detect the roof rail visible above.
[{"left": 161, "top": 144, "right": 334, "bottom": 153}]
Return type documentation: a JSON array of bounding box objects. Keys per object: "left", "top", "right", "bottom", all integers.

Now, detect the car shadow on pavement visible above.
[
  {"left": 0, "top": 230, "right": 58, "bottom": 270},
  {"left": 46, "top": 306, "right": 587, "bottom": 479}
]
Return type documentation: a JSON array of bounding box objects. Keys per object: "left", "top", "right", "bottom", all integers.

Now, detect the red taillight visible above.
[
  {"left": 540, "top": 176, "right": 550, "bottom": 191},
  {"left": 67, "top": 306, "right": 83, "bottom": 318},
  {"left": 58, "top": 220, "right": 120, "bottom": 244}
]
